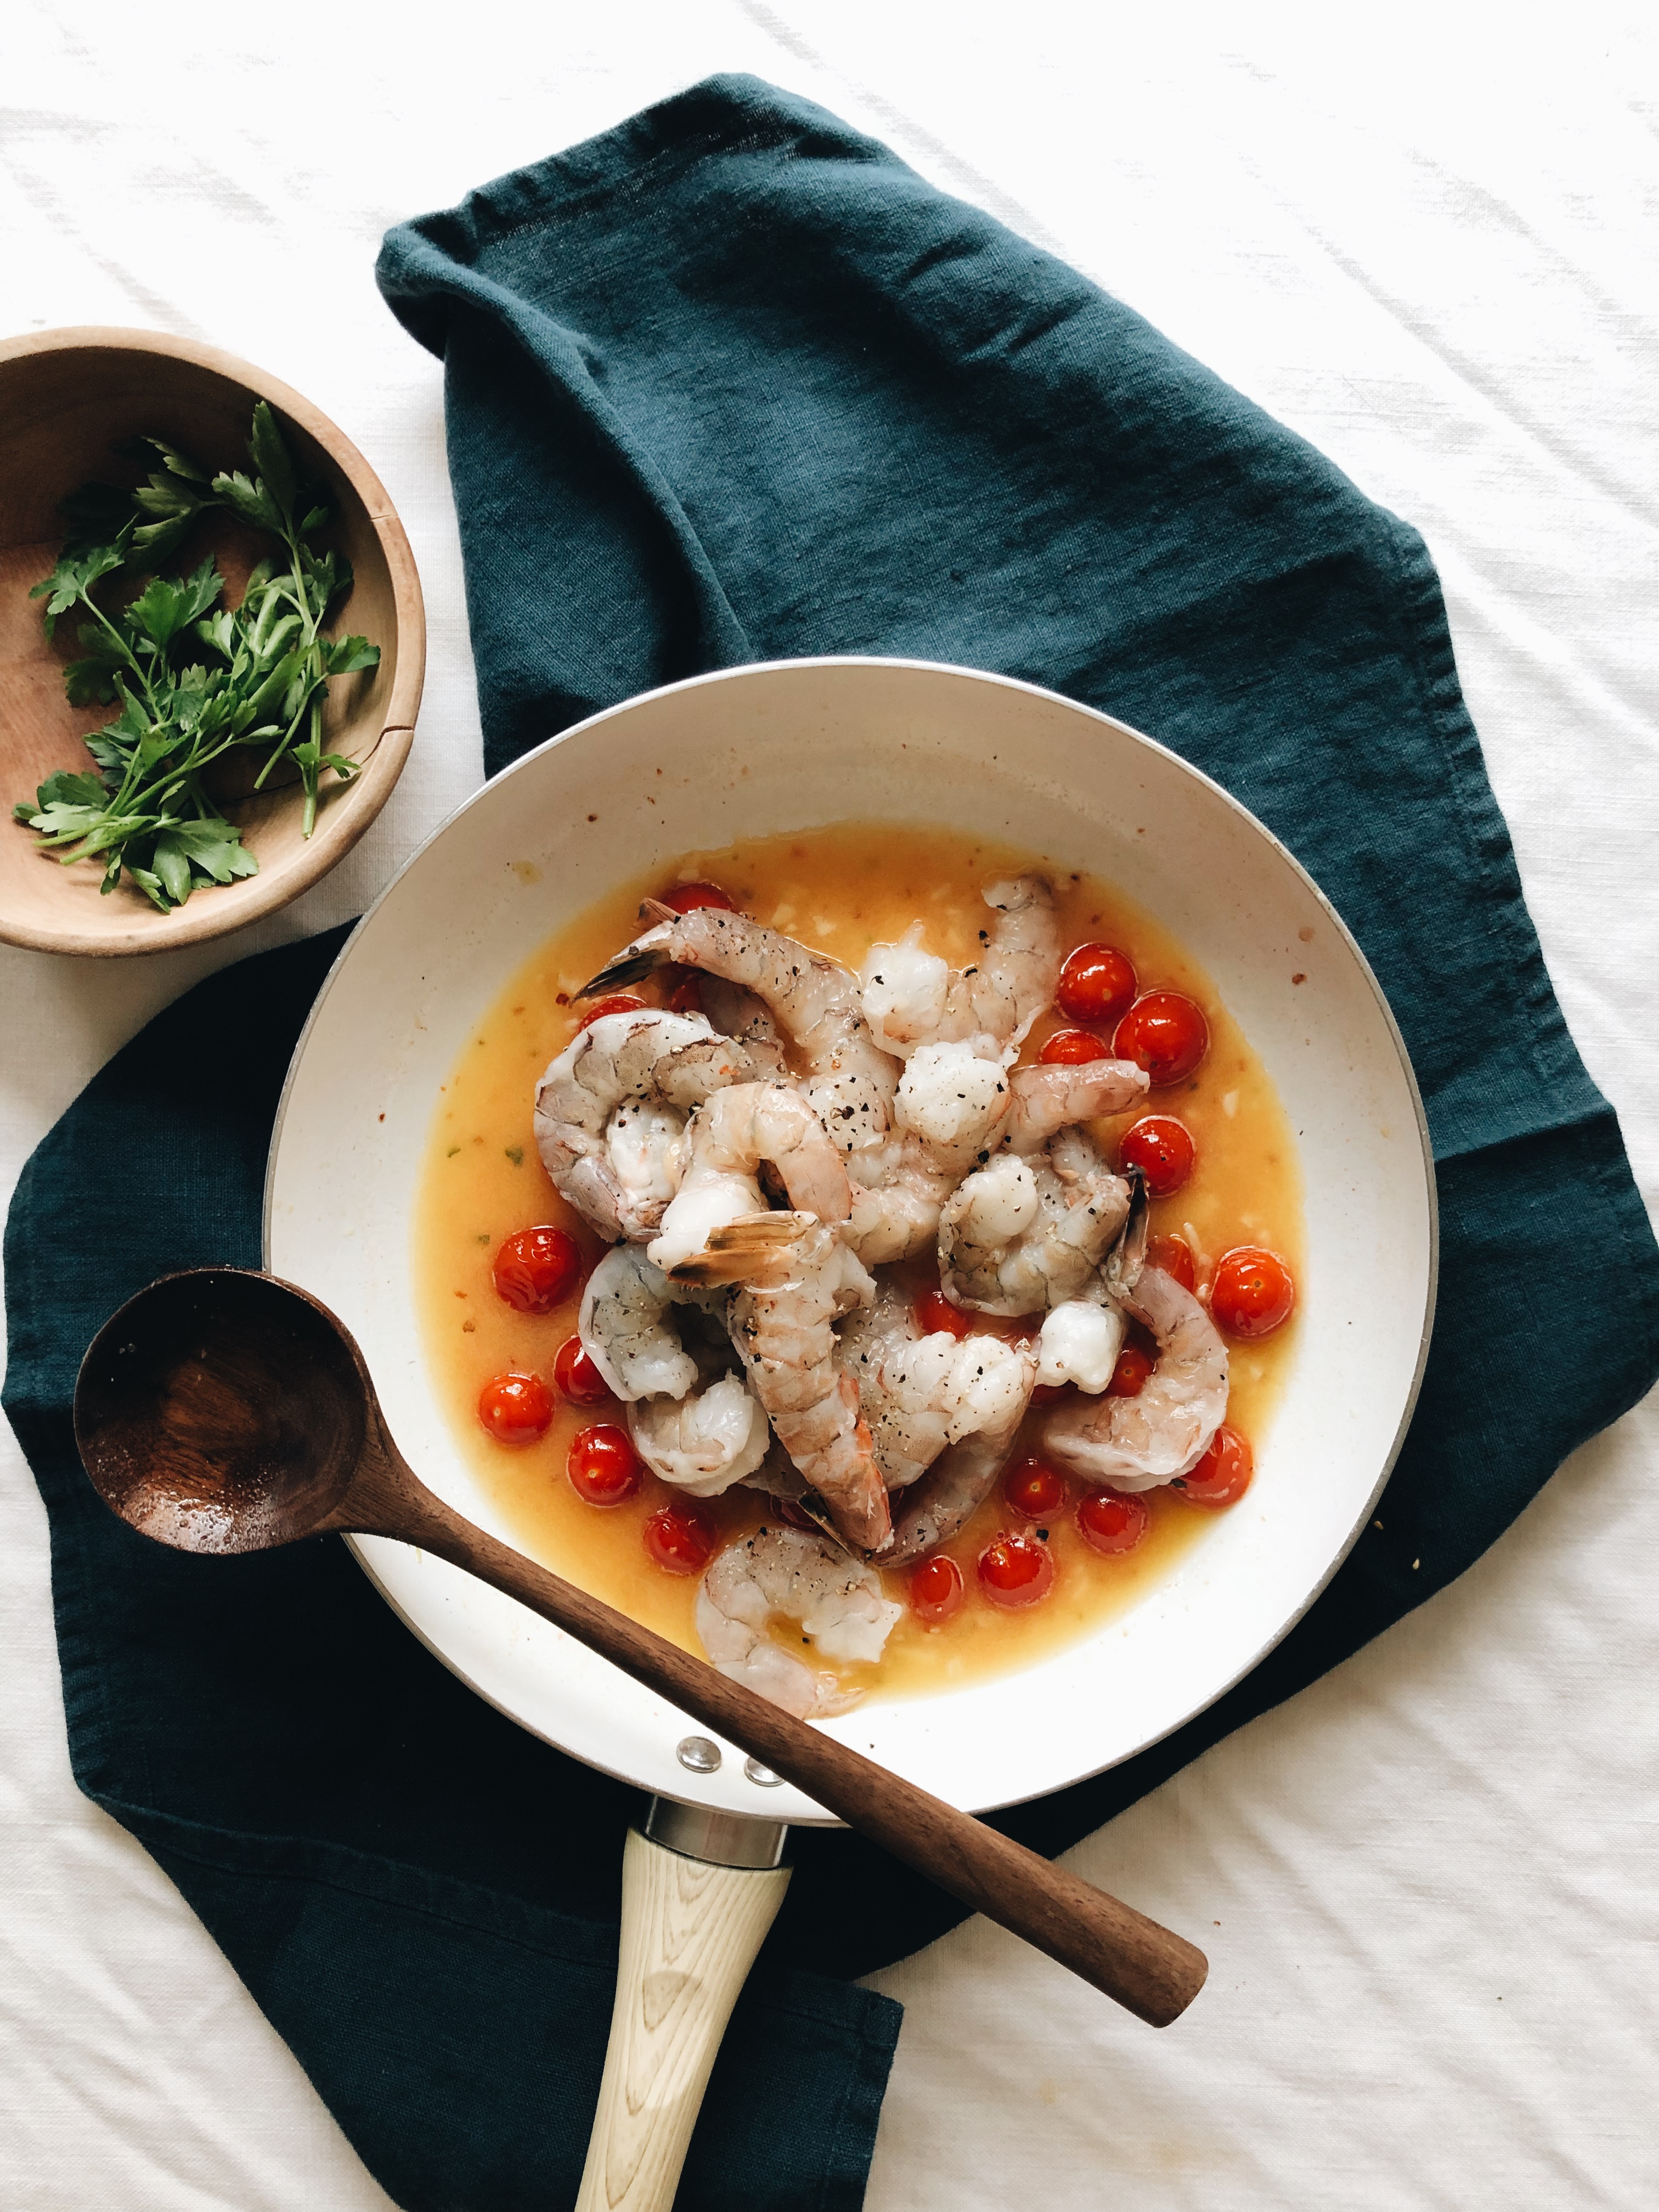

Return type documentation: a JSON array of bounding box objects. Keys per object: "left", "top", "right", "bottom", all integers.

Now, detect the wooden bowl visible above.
[{"left": 0, "top": 328, "right": 424, "bottom": 956}]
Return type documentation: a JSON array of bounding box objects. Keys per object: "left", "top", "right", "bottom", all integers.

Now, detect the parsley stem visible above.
[
  {"left": 78, "top": 592, "right": 159, "bottom": 714},
  {"left": 252, "top": 727, "right": 294, "bottom": 791}
]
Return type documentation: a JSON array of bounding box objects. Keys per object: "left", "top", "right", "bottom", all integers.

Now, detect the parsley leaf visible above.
[
  {"left": 171, "top": 816, "right": 259, "bottom": 882},
  {"left": 248, "top": 401, "right": 298, "bottom": 527},
  {"left": 30, "top": 537, "right": 131, "bottom": 641},
  {"left": 325, "top": 634, "right": 380, "bottom": 675},
  {"left": 126, "top": 557, "right": 223, "bottom": 651},
  {"left": 131, "top": 465, "right": 218, "bottom": 562},
  {"left": 128, "top": 433, "right": 212, "bottom": 484},
  {"left": 151, "top": 831, "right": 194, "bottom": 905},
  {"left": 212, "top": 468, "right": 283, "bottom": 534}
]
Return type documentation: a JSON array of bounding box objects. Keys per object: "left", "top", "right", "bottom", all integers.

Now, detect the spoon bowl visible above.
[{"left": 76, "top": 1268, "right": 366, "bottom": 1554}]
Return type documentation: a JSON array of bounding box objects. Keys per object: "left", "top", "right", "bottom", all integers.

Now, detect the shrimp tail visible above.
[
  {"left": 577, "top": 899, "right": 770, "bottom": 997},
  {"left": 667, "top": 1210, "right": 817, "bottom": 1286},
  {"left": 578, "top": 932, "right": 673, "bottom": 996},
  {"left": 1104, "top": 1166, "right": 1149, "bottom": 1298}
]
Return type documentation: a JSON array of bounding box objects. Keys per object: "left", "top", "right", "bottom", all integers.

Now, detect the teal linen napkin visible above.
[{"left": 8, "top": 70, "right": 1657, "bottom": 2212}]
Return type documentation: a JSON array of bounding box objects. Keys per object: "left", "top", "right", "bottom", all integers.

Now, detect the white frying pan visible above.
[{"left": 265, "top": 657, "right": 1435, "bottom": 2207}]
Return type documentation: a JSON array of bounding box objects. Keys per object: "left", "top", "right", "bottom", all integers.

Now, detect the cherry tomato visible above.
[
  {"left": 1210, "top": 1246, "right": 1296, "bottom": 1339},
  {"left": 644, "top": 1504, "right": 716, "bottom": 1575},
  {"left": 658, "top": 882, "right": 734, "bottom": 914},
  {"left": 567, "top": 1423, "right": 643, "bottom": 1505},
  {"left": 1144, "top": 1233, "right": 1197, "bottom": 1291},
  {"left": 477, "top": 1370, "right": 554, "bottom": 1447},
  {"left": 1076, "top": 1487, "right": 1150, "bottom": 1554},
  {"left": 910, "top": 1554, "right": 966, "bottom": 1627},
  {"left": 1004, "top": 1454, "right": 1067, "bottom": 1520},
  {"left": 915, "top": 1288, "right": 973, "bottom": 1340},
  {"left": 492, "top": 1225, "right": 583, "bottom": 1314},
  {"left": 1177, "top": 1423, "right": 1254, "bottom": 1508},
  {"left": 665, "top": 973, "right": 704, "bottom": 1015},
  {"left": 1039, "top": 1026, "right": 1109, "bottom": 1066},
  {"left": 1113, "top": 992, "right": 1209, "bottom": 1087},
  {"left": 1119, "top": 1115, "right": 1196, "bottom": 1197},
  {"left": 580, "top": 992, "right": 647, "bottom": 1027},
  {"left": 1056, "top": 943, "right": 1138, "bottom": 1029},
  {"left": 977, "top": 1530, "right": 1056, "bottom": 1609},
  {"left": 552, "top": 1335, "right": 612, "bottom": 1406},
  {"left": 1107, "top": 1346, "right": 1153, "bottom": 1398}
]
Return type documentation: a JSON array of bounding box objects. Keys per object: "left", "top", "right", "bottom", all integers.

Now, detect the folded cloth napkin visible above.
[{"left": 8, "top": 70, "right": 1657, "bottom": 2212}]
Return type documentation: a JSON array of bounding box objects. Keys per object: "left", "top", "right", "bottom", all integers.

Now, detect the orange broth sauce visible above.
[{"left": 413, "top": 822, "right": 1303, "bottom": 1703}]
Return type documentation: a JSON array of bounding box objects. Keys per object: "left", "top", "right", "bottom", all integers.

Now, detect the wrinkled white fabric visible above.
[{"left": 3, "top": 4, "right": 1657, "bottom": 2207}]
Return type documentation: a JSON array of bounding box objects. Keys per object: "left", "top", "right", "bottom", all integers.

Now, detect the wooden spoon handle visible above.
[
  {"left": 367, "top": 1468, "right": 1207, "bottom": 2028},
  {"left": 576, "top": 1829, "right": 790, "bottom": 2212}
]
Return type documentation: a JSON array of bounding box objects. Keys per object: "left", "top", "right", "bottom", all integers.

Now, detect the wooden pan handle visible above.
[
  {"left": 357, "top": 1454, "right": 1207, "bottom": 2028},
  {"left": 576, "top": 1827, "right": 790, "bottom": 2212}
]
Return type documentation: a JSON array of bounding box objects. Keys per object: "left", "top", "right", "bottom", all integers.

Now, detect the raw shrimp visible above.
[
  {"left": 601, "top": 1098, "right": 685, "bottom": 1222},
  {"left": 1044, "top": 1263, "right": 1229, "bottom": 1489},
  {"left": 738, "top": 1433, "right": 816, "bottom": 1504},
  {"left": 578, "top": 1244, "right": 714, "bottom": 1402},
  {"left": 885, "top": 1431, "right": 1024, "bottom": 1565},
  {"left": 842, "top": 1284, "right": 1036, "bottom": 1491},
  {"left": 647, "top": 1081, "right": 851, "bottom": 1278},
  {"left": 582, "top": 904, "right": 899, "bottom": 1155},
  {"left": 836, "top": 1285, "right": 1036, "bottom": 1564},
  {"left": 843, "top": 1133, "right": 961, "bottom": 1266},
  {"left": 534, "top": 1009, "right": 766, "bottom": 1240},
  {"left": 839, "top": 1039, "right": 1017, "bottom": 1266},
  {"left": 680, "top": 1215, "right": 890, "bottom": 1554},
  {"left": 837, "top": 1280, "right": 926, "bottom": 1461},
  {"left": 1034, "top": 1294, "right": 1126, "bottom": 1392},
  {"left": 696, "top": 1525, "right": 901, "bottom": 1718},
  {"left": 1032, "top": 1170, "right": 1147, "bottom": 1388},
  {"left": 860, "top": 877, "right": 1059, "bottom": 1059},
  {"left": 697, "top": 975, "right": 788, "bottom": 1078},
  {"left": 1006, "top": 1057, "right": 1148, "bottom": 1154},
  {"left": 844, "top": 1040, "right": 1142, "bottom": 1269},
  {"left": 652, "top": 1034, "right": 788, "bottom": 1111},
  {"left": 938, "top": 1126, "right": 1132, "bottom": 1316},
  {"left": 893, "top": 1039, "right": 1013, "bottom": 1168},
  {"left": 628, "top": 1374, "right": 771, "bottom": 1497},
  {"left": 582, "top": 1245, "right": 771, "bottom": 1493}
]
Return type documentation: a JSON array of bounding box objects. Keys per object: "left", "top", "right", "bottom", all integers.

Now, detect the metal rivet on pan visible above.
[
  {"left": 676, "top": 1735, "right": 721, "bottom": 1774},
  {"left": 743, "top": 1758, "right": 783, "bottom": 1787}
]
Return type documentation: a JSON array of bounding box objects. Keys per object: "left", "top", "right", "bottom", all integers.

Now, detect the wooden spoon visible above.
[{"left": 74, "top": 1267, "right": 1209, "bottom": 2033}]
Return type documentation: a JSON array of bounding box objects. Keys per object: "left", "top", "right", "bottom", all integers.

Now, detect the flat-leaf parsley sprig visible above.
[{"left": 13, "top": 402, "right": 380, "bottom": 912}]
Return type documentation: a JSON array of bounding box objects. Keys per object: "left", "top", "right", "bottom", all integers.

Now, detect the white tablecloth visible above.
[{"left": 4, "top": 6, "right": 1656, "bottom": 2204}]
